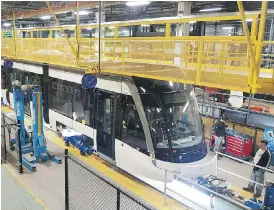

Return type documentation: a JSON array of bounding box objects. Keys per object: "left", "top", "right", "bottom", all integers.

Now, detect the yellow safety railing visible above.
[
  {"left": 1, "top": 13, "right": 274, "bottom": 94},
  {"left": 2, "top": 36, "right": 273, "bottom": 93}
]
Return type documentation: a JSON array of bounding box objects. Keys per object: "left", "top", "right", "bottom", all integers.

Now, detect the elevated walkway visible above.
[{"left": 2, "top": 13, "right": 274, "bottom": 94}]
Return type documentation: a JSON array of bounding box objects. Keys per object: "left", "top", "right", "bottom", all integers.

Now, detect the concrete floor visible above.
[
  {"left": 1, "top": 164, "right": 44, "bottom": 210},
  {"left": 9, "top": 141, "right": 65, "bottom": 210},
  {"left": 216, "top": 153, "right": 274, "bottom": 192}
]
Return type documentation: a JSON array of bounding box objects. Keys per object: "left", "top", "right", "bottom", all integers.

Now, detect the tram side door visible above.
[{"left": 96, "top": 90, "right": 116, "bottom": 160}]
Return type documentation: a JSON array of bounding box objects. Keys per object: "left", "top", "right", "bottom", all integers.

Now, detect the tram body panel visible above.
[
  {"left": 1, "top": 89, "right": 7, "bottom": 104},
  {"left": 115, "top": 139, "right": 174, "bottom": 182}
]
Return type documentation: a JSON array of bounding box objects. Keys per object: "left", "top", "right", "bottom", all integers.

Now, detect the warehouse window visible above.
[{"left": 33, "top": 31, "right": 50, "bottom": 38}]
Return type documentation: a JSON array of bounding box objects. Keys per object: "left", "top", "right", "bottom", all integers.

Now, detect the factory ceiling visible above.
[{"left": 1, "top": 1, "right": 274, "bottom": 27}]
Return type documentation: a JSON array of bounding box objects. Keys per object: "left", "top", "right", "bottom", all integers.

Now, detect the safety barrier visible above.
[
  {"left": 64, "top": 149, "right": 156, "bottom": 210},
  {"left": 1, "top": 11, "right": 273, "bottom": 93},
  {"left": 160, "top": 152, "right": 274, "bottom": 210},
  {"left": 215, "top": 152, "right": 274, "bottom": 187},
  {"left": 1, "top": 113, "right": 23, "bottom": 173},
  {"left": 2, "top": 36, "right": 273, "bottom": 93}
]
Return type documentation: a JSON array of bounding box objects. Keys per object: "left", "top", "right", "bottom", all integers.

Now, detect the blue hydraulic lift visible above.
[{"left": 9, "top": 81, "right": 62, "bottom": 171}]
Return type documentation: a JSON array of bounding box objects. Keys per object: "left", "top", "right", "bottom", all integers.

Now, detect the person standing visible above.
[
  {"left": 243, "top": 140, "right": 271, "bottom": 198},
  {"left": 214, "top": 118, "right": 226, "bottom": 155}
]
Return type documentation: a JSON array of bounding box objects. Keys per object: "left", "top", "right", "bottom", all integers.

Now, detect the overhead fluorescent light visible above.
[
  {"left": 222, "top": 26, "right": 234, "bottom": 30},
  {"left": 86, "top": 28, "right": 93, "bottom": 30},
  {"left": 199, "top": 7, "right": 222, "bottom": 12},
  {"left": 126, "top": 1, "right": 150, "bottom": 7},
  {"left": 74, "top": 11, "right": 89, "bottom": 16},
  {"left": 237, "top": 19, "right": 253, "bottom": 23},
  {"left": 169, "top": 81, "right": 173, "bottom": 87},
  {"left": 40, "top": 15, "right": 51, "bottom": 20},
  {"left": 3, "top": 22, "right": 11, "bottom": 27},
  {"left": 189, "top": 21, "right": 196, "bottom": 24},
  {"left": 141, "top": 24, "right": 150, "bottom": 27}
]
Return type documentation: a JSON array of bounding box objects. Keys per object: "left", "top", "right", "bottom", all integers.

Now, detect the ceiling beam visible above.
[
  {"left": 2, "top": 1, "right": 123, "bottom": 21},
  {"left": 1, "top": 4, "right": 39, "bottom": 10}
]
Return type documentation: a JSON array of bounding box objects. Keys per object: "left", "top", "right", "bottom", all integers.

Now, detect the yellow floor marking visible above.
[
  {"left": 3, "top": 163, "right": 49, "bottom": 210},
  {"left": 231, "top": 186, "right": 262, "bottom": 200}
]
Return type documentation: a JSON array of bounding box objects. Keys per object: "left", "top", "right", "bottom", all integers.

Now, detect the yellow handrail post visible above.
[
  {"left": 114, "top": 26, "right": 118, "bottom": 38},
  {"left": 122, "top": 40, "right": 125, "bottom": 72},
  {"left": 165, "top": 23, "right": 170, "bottom": 37},
  {"left": 251, "top": 19, "right": 258, "bottom": 38},
  {"left": 249, "top": 18, "right": 258, "bottom": 85},
  {"left": 237, "top": 1, "right": 257, "bottom": 91},
  {"left": 196, "top": 38, "right": 203, "bottom": 84},
  {"left": 253, "top": 1, "right": 268, "bottom": 93},
  {"left": 45, "top": 1, "right": 77, "bottom": 59}
]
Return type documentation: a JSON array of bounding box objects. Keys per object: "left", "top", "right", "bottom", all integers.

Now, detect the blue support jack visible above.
[
  {"left": 10, "top": 82, "right": 62, "bottom": 172},
  {"left": 245, "top": 182, "right": 274, "bottom": 210}
]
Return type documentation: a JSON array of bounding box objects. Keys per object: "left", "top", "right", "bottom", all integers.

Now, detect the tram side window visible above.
[
  {"left": 30, "top": 73, "right": 42, "bottom": 88},
  {"left": 11, "top": 69, "right": 24, "bottom": 85},
  {"left": 1, "top": 69, "right": 6, "bottom": 89},
  {"left": 49, "top": 81, "right": 73, "bottom": 118},
  {"left": 120, "top": 96, "right": 147, "bottom": 150},
  {"left": 97, "top": 91, "right": 113, "bottom": 134},
  {"left": 73, "top": 88, "right": 91, "bottom": 126}
]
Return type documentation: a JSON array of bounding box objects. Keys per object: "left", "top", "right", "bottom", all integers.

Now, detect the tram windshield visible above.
[{"left": 136, "top": 79, "right": 203, "bottom": 150}]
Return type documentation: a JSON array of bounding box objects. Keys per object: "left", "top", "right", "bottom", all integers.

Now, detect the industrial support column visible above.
[
  {"left": 42, "top": 64, "right": 49, "bottom": 124},
  {"left": 176, "top": 2, "right": 191, "bottom": 36}
]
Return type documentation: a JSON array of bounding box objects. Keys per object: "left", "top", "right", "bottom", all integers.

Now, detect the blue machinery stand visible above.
[
  {"left": 10, "top": 86, "right": 33, "bottom": 154},
  {"left": 10, "top": 84, "right": 62, "bottom": 171},
  {"left": 245, "top": 182, "right": 274, "bottom": 210}
]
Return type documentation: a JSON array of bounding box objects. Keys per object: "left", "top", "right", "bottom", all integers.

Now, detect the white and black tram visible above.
[{"left": 1, "top": 61, "right": 207, "bottom": 181}]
